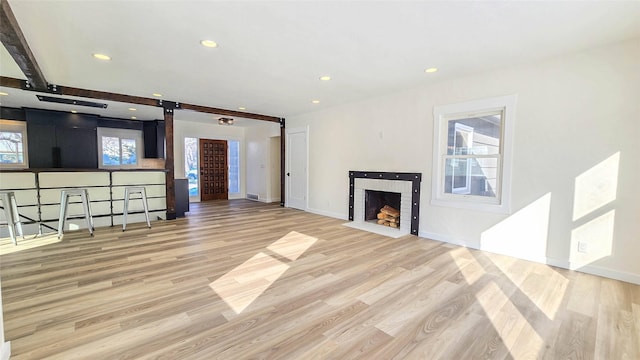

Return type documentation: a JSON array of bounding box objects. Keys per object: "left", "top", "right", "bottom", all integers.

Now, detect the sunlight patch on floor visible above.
[
  {"left": 0, "top": 233, "right": 60, "bottom": 255},
  {"left": 450, "top": 247, "right": 485, "bottom": 285},
  {"left": 475, "top": 281, "right": 544, "bottom": 357},
  {"left": 210, "top": 231, "right": 317, "bottom": 314},
  {"left": 210, "top": 252, "right": 289, "bottom": 314},
  {"left": 267, "top": 231, "right": 317, "bottom": 261},
  {"left": 483, "top": 252, "right": 569, "bottom": 321}
]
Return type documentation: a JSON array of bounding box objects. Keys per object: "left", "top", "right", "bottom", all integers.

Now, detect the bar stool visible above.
[
  {"left": 58, "top": 189, "right": 94, "bottom": 238},
  {"left": 0, "top": 191, "right": 24, "bottom": 245},
  {"left": 122, "top": 186, "right": 151, "bottom": 231}
]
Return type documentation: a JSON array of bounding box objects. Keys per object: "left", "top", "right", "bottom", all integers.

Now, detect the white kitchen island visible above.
[{"left": 0, "top": 169, "right": 167, "bottom": 237}]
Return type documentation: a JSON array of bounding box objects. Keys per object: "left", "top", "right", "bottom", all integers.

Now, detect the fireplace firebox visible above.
[{"left": 365, "top": 190, "right": 401, "bottom": 228}]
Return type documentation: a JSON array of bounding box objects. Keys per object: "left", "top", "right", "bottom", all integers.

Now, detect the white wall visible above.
[
  {"left": 245, "top": 124, "right": 281, "bottom": 202},
  {"left": 287, "top": 38, "right": 640, "bottom": 284},
  {"left": 269, "top": 136, "right": 281, "bottom": 202}
]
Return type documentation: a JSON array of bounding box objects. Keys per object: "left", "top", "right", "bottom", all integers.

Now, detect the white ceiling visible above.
[{"left": 2, "top": 1, "right": 640, "bottom": 125}]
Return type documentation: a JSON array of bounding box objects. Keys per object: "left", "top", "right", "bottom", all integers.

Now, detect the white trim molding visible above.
[{"left": 431, "top": 94, "right": 517, "bottom": 214}]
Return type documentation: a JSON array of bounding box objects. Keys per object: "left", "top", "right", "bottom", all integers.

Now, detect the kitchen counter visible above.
[{"left": 0, "top": 169, "right": 167, "bottom": 236}]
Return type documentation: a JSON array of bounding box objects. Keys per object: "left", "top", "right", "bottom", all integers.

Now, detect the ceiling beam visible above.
[
  {"left": 61, "top": 84, "right": 160, "bottom": 107},
  {"left": 180, "top": 103, "right": 280, "bottom": 123},
  {"left": 0, "top": 76, "right": 282, "bottom": 122},
  {"left": 0, "top": 75, "right": 22, "bottom": 88},
  {"left": 0, "top": 0, "right": 48, "bottom": 90}
]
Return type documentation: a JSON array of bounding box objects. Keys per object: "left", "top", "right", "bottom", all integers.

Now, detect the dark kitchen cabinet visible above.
[
  {"left": 27, "top": 123, "right": 58, "bottom": 168},
  {"left": 143, "top": 120, "right": 165, "bottom": 158},
  {"left": 56, "top": 127, "right": 98, "bottom": 168},
  {"left": 26, "top": 109, "right": 98, "bottom": 168}
]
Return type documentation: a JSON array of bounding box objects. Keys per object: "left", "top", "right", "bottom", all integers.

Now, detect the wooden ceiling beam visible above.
[
  {"left": 0, "top": 0, "right": 48, "bottom": 90},
  {"left": 61, "top": 84, "right": 160, "bottom": 107},
  {"left": 180, "top": 103, "right": 280, "bottom": 123},
  {"left": 0, "top": 75, "right": 22, "bottom": 89},
  {"left": 0, "top": 76, "right": 282, "bottom": 122}
]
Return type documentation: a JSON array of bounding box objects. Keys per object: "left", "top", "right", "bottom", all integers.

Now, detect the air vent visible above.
[
  {"left": 37, "top": 95, "right": 108, "bottom": 109},
  {"left": 247, "top": 194, "right": 259, "bottom": 200}
]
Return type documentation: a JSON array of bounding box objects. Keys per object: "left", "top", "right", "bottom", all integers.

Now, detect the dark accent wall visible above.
[
  {"left": 23, "top": 108, "right": 163, "bottom": 169},
  {"left": 0, "top": 107, "right": 26, "bottom": 121},
  {"left": 98, "top": 117, "right": 144, "bottom": 130}
]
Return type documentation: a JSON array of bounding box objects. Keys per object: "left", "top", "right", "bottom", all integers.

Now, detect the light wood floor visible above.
[{"left": 1, "top": 200, "right": 638, "bottom": 359}]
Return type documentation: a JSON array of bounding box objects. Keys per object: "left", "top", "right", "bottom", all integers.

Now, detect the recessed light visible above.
[
  {"left": 0, "top": 92, "right": 8, "bottom": 96},
  {"left": 319, "top": 75, "right": 331, "bottom": 81},
  {"left": 311, "top": 100, "right": 320, "bottom": 104},
  {"left": 71, "top": 110, "right": 77, "bottom": 113},
  {"left": 131, "top": 116, "right": 137, "bottom": 120},
  {"left": 238, "top": 107, "right": 246, "bottom": 110},
  {"left": 152, "top": 93, "right": 162, "bottom": 97},
  {"left": 93, "top": 53, "right": 111, "bottom": 61},
  {"left": 129, "top": 107, "right": 136, "bottom": 111},
  {"left": 200, "top": 40, "right": 218, "bottom": 48},
  {"left": 424, "top": 67, "right": 438, "bottom": 73}
]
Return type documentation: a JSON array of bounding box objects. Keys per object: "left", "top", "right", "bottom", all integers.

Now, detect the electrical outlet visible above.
[{"left": 577, "top": 241, "right": 588, "bottom": 253}]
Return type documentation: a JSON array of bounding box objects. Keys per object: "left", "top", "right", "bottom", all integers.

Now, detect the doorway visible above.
[{"left": 199, "top": 139, "right": 228, "bottom": 201}]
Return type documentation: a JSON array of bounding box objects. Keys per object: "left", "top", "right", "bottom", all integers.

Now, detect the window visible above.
[
  {"left": 184, "top": 137, "right": 199, "bottom": 197},
  {"left": 228, "top": 140, "right": 240, "bottom": 194},
  {"left": 97, "top": 127, "right": 143, "bottom": 168},
  {"left": 432, "top": 95, "right": 516, "bottom": 213},
  {"left": 0, "top": 120, "right": 28, "bottom": 169}
]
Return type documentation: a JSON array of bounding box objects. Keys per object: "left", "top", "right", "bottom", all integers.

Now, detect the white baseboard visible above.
[
  {"left": 571, "top": 263, "right": 640, "bottom": 285},
  {"left": 419, "top": 230, "right": 640, "bottom": 285},
  {"left": 305, "top": 207, "right": 348, "bottom": 220},
  {"left": 419, "top": 231, "right": 477, "bottom": 249},
  {"left": 246, "top": 196, "right": 271, "bottom": 203},
  {"left": 1, "top": 341, "right": 10, "bottom": 360}
]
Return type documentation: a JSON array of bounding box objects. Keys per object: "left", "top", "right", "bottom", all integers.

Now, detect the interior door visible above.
[
  {"left": 286, "top": 128, "right": 307, "bottom": 210},
  {"left": 199, "top": 139, "right": 228, "bottom": 201}
]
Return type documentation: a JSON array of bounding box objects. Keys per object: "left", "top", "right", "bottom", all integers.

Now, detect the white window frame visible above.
[
  {"left": 0, "top": 119, "right": 29, "bottom": 169},
  {"left": 97, "top": 127, "right": 144, "bottom": 169},
  {"left": 431, "top": 94, "right": 517, "bottom": 214}
]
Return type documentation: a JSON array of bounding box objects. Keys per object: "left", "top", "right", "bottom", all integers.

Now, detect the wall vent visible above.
[{"left": 247, "top": 194, "right": 259, "bottom": 200}]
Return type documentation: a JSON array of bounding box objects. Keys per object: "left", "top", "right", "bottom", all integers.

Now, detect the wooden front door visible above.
[{"left": 199, "top": 139, "right": 228, "bottom": 201}]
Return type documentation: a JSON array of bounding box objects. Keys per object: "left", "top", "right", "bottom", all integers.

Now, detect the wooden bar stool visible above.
[
  {"left": 0, "top": 191, "right": 24, "bottom": 245},
  {"left": 122, "top": 186, "right": 151, "bottom": 231},
  {"left": 58, "top": 189, "right": 95, "bottom": 238}
]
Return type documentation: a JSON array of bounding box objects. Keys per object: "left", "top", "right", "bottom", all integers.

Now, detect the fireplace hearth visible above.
[{"left": 346, "top": 171, "right": 422, "bottom": 238}]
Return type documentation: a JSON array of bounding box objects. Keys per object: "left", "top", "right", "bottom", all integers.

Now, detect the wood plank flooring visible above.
[{"left": 1, "top": 200, "right": 639, "bottom": 359}]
